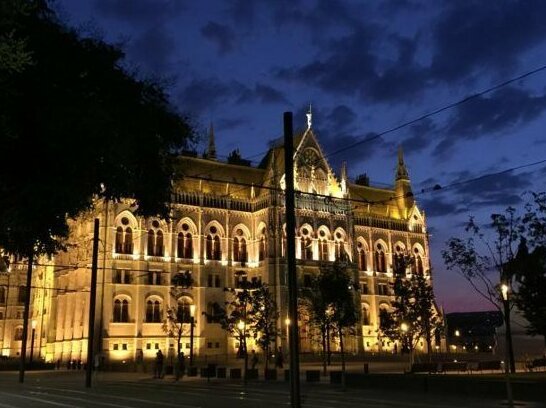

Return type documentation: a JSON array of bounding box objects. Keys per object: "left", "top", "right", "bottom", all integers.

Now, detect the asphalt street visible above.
[{"left": 0, "top": 371, "right": 542, "bottom": 408}]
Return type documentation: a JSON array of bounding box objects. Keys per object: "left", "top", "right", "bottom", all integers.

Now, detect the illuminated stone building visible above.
[{"left": 1, "top": 114, "right": 434, "bottom": 363}]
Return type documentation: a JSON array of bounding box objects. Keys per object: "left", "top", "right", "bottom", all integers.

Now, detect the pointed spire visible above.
[
  {"left": 395, "top": 146, "right": 409, "bottom": 180},
  {"left": 206, "top": 122, "right": 217, "bottom": 160},
  {"left": 306, "top": 103, "right": 312, "bottom": 130}
]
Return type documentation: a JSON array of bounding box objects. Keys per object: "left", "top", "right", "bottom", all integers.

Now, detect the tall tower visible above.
[
  {"left": 205, "top": 122, "right": 217, "bottom": 160},
  {"left": 394, "top": 146, "right": 414, "bottom": 218}
]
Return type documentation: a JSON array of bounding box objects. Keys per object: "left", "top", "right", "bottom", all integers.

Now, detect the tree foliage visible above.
[
  {"left": 209, "top": 280, "right": 277, "bottom": 360},
  {"left": 379, "top": 254, "right": 441, "bottom": 358},
  {"left": 0, "top": 1, "right": 194, "bottom": 256}
]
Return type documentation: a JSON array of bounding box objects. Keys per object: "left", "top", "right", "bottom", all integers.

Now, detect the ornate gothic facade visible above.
[{"left": 0, "top": 118, "right": 434, "bottom": 364}]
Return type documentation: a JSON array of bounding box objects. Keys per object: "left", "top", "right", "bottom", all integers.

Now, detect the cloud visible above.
[
  {"left": 128, "top": 25, "right": 175, "bottom": 73},
  {"left": 178, "top": 78, "right": 289, "bottom": 114},
  {"left": 434, "top": 87, "right": 546, "bottom": 156},
  {"left": 237, "top": 83, "right": 289, "bottom": 105},
  {"left": 431, "top": 0, "right": 546, "bottom": 81},
  {"left": 201, "top": 21, "right": 236, "bottom": 54},
  {"left": 326, "top": 105, "right": 357, "bottom": 132},
  {"left": 217, "top": 117, "right": 248, "bottom": 130},
  {"left": 400, "top": 118, "right": 435, "bottom": 154},
  {"left": 276, "top": 28, "right": 428, "bottom": 103},
  {"left": 94, "top": 0, "right": 185, "bottom": 24}
]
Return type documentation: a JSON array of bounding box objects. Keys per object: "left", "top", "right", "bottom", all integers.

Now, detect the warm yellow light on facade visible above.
[
  {"left": 285, "top": 318, "right": 291, "bottom": 326},
  {"left": 189, "top": 304, "right": 196, "bottom": 317}
]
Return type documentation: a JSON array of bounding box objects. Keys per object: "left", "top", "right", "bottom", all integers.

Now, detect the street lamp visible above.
[
  {"left": 285, "top": 317, "right": 291, "bottom": 344},
  {"left": 30, "top": 320, "right": 37, "bottom": 369},
  {"left": 454, "top": 329, "right": 460, "bottom": 337},
  {"left": 500, "top": 283, "right": 514, "bottom": 407},
  {"left": 237, "top": 319, "right": 248, "bottom": 384},
  {"left": 189, "top": 304, "right": 196, "bottom": 367}
]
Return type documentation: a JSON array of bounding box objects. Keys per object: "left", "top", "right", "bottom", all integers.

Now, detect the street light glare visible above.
[
  {"left": 237, "top": 320, "right": 245, "bottom": 331},
  {"left": 400, "top": 322, "right": 409, "bottom": 332},
  {"left": 501, "top": 284, "right": 509, "bottom": 301}
]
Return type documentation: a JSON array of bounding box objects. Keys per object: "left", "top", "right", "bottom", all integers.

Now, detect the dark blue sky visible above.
[{"left": 54, "top": 0, "right": 546, "bottom": 312}]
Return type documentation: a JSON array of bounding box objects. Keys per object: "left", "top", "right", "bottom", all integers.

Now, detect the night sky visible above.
[{"left": 54, "top": 0, "right": 546, "bottom": 313}]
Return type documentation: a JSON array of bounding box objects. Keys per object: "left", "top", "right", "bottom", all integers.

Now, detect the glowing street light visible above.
[
  {"left": 455, "top": 329, "right": 460, "bottom": 337},
  {"left": 400, "top": 322, "right": 409, "bottom": 333}
]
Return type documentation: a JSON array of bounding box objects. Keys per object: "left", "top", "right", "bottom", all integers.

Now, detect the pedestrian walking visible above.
[
  {"left": 174, "top": 352, "right": 185, "bottom": 381},
  {"left": 155, "top": 349, "right": 164, "bottom": 379}
]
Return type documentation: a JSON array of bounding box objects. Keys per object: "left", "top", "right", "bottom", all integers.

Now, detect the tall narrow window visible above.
[
  {"left": 206, "top": 235, "right": 213, "bottom": 260},
  {"left": 362, "top": 307, "right": 370, "bottom": 325},
  {"left": 156, "top": 230, "right": 164, "bottom": 256},
  {"left": 146, "top": 300, "right": 161, "bottom": 323},
  {"left": 17, "top": 286, "right": 25, "bottom": 303},
  {"left": 115, "top": 227, "right": 124, "bottom": 253},
  {"left": 184, "top": 234, "right": 192, "bottom": 258},
  {"left": 113, "top": 299, "right": 129, "bottom": 323},
  {"left": 233, "top": 238, "right": 240, "bottom": 262},
  {"left": 375, "top": 244, "right": 386, "bottom": 273},
  {"left": 123, "top": 227, "right": 133, "bottom": 254},
  {"left": 0, "top": 286, "right": 5, "bottom": 304},
  {"left": 147, "top": 230, "right": 155, "bottom": 256},
  {"left": 415, "top": 255, "right": 424, "bottom": 274},
  {"left": 213, "top": 236, "right": 221, "bottom": 260},
  {"left": 258, "top": 236, "right": 266, "bottom": 261},
  {"left": 357, "top": 242, "right": 367, "bottom": 271},
  {"left": 301, "top": 237, "right": 312, "bottom": 260},
  {"left": 319, "top": 237, "right": 328, "bottom": 261},
  {"left": 177, "top": 299, "right": 192, "bottom": 323}
]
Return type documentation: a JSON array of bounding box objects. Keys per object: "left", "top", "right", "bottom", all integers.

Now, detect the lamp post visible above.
[
  {"left": 238, "top": 319, "right": 248, "bottom": 384},
  {"left": 501, "top": 283, "right": 514, "bottom": 408},
  {"left": 189, "top": 304, "right": 196, "bottom": 367},
  {"left": 400, "top": 322, "right": 412, "bottom": 371},
  {"left": 30, "top": 320, "right": 37, "bottom": 369}
]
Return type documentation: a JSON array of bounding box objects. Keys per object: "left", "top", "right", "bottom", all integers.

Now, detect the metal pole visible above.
[
  {"left": 503, "top": 298, "right": 514, "bottom": 407},
  {"left": 190, "top": 316, "right": 195, "bottom": 366},
  {"left": 30, "top": 327, "right": 35, "bottom": 368},
  {"left": 86, "top": 218, "right": 100, "bottom": 387},
  {"left": 19, "top": 250, "right": 33, "bottom": 383},
  {"left": 504, "top": 299, "right": 516, "bottom": 374},
  {"left": 284, "top": 112, "right": 301, "bottom": 408}
]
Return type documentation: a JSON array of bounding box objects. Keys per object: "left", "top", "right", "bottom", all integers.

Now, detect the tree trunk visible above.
[
  {"left": 425, "top": 320, "right": 432, "bottom": 362},
  {"left": 322, "top": 327, "right": 327, "bottom": 375},
  {"left": 326, "top": 325, "right": 331, "bottom": 366},
  {"left": 339, "top": 326, "right": 346, "bottom": 391}
]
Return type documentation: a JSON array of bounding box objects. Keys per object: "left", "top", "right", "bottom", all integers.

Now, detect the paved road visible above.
[{"left": 0, "top": 371, "right": 542, "bottom": 408}]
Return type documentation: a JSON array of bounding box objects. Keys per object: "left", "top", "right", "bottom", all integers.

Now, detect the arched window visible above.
[
  {"left": 375, "top": 243, "right": 386, "bottom": 273},
  {"left": 147, "top": 230, "right": 155, "bottom": 256},
  {"left": 301, "top": 237, "right": 312, "bottom": 260},
  {"left": 233, "top": 237, "right": 247, "bottom": 263},
  {"left": 362, "top": 306, "right": 371, "bottom": 325},
  {"left": 258, "top": 236, "right": 266, "bottom": 261},
  {"left": 177, "top": 222, "right": 194, "bottom": 259},
  {"left": 393, "top": 244, "right": 405, "bottom": 275},
  {"left": 146, "top": 300, "right": 161, "bottom": 323},
  {"left": 147, "top": 221, "right": 164, "bottom": 257},
  {"left": 184, "top": 234, "right": 193, "bottom": 258},
  {"left": 176, "top": 298, "right": 192, "bottom": 323},
  {"left": 115, "top": 227, "right": 124, "bottom": 253},
  {"left": 415, "top": 255, "right": 424, "bottom": 274},
  {"left": 357, "top": 241, "right": 367, "bottom": 271},
  {"left": 318, "top": 238, "right": 328, "bottom": 261},
  {"left": 123, "top": 227, "right": 133, "bottom": 254},
  {"left": 206, "top": 235, "right": 213, "bottom": 260},
  {"left": 213, "top": 236, "right": 221, "bottom": 260},
  {"left": 14, "top": 327, "right": 23, "bottom": 341},
  {"left": 334, "top": 230, "right": 346, "bottom": 260},
  {"left": 113, "top": 298, "right": 129, "bottom": 323}
]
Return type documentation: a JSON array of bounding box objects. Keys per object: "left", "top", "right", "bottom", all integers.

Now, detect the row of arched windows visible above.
[
  {"left": 356, "top": 242, "right": 425, "bottom": 274},
  {"left": 112, "top": 297, "right": 195, "bottom": 324}
]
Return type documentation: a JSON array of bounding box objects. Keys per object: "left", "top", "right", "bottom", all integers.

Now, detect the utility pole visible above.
[
  {"left": 19, "top": 249, "right": 33, "bottom": 383},
  {"left": 86, "top": 218, "right": 100, "bottom": 387},
  {"left": 284, "top": 112, "right": 301, "bottom": 408}
]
